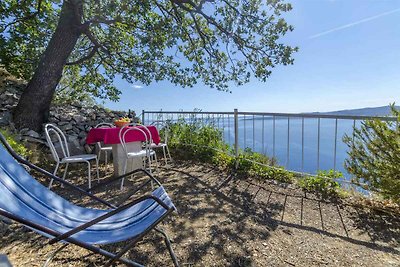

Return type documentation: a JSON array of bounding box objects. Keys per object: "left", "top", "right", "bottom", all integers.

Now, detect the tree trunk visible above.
[{"left": 13, "top": 0, "right": 83, "bottom": 132}]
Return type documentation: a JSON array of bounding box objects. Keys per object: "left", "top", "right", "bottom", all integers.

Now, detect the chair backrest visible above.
[
  {"left": 118, "top": 124, "right": 149, "bottom": 155},
  {"left": 0, "top": 138, "right": 106, "bottom": 234},
  {"left": 44, "top": 124, "right": 70, "bottom": 162},
  {"left": 95, "top": 123, "right": 113, "bottom": 128},
  {"left": 95, "top": 123, "right": 113, "bottom": 148},
  {"left": 151, "top": 120, "right": 169, "bottom": 144},
  {"left": 134, "top": 123, "right": 154, "bottom": 144}
]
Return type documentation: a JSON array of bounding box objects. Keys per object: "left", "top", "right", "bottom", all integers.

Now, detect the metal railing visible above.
[{"left": 142, "top": 109, "right": 396, "bottom": 184}]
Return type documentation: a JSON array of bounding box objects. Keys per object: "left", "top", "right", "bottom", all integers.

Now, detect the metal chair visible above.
[
  {"left": 135, "top": 123, "right": 159, "bottom": 171},
  {"left": 44, "top": 124, "right": 99, "bottom": 189},
  {"left": 95, "top": 123, "right": 113, "bottom": 169},
  {"left": 119, "top": 124, "right": 154, "bottom": 190},
  {"left": 150, "top": 121, "right": 172, "bottom": 165},
  {"left": 0, "top": 132, "right": 178, "bottom": 267}
]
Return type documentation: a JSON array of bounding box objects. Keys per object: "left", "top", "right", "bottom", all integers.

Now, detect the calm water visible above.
[{"left": 218, "top": 117, "right": 360, "bottom": 178}]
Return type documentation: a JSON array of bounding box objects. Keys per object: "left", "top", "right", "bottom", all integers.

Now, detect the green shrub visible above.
[
  {"left": 343, "top": 105, "right": 400, "bottom": 203},
  {"left": 167, "top": 119, "right": 293, "bottom": 183},
  {"left": 298, "top": 170, "right": 341, "bottom": 197},
  {"left": 0, "top": 129, "right": 31, "bottom": 158},
  {"left": 167, "top": 119, "right": 230, "bottom": 163},
  {"left": 235, "top": 150, "right": 294, "bottom": 183}
]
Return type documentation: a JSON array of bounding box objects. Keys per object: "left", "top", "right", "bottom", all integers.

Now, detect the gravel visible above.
[{"left": 0, "top": 162, "right": 399, "bottom": 266}]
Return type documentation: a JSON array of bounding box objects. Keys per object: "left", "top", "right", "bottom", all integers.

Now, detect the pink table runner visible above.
[{"left": 86, "top": 125, "right": 160, "bottom": 145}]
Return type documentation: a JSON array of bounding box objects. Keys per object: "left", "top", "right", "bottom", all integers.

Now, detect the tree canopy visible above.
[{"left": 1, "top": 0, "right": 297, "bottom": 102}]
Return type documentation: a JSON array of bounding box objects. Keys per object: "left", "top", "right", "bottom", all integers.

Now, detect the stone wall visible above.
[{"left": 0, "top": 68, "right": 135, "bottom": 157}]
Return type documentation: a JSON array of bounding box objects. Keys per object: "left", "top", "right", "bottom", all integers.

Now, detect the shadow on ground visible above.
[{"left": 0, "top": 161, "right": 399, "bottom": 266}]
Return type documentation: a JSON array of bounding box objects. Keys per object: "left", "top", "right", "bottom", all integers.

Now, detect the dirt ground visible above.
[{"left": 0, "top": 161, "right": 399, "bottom": 266}]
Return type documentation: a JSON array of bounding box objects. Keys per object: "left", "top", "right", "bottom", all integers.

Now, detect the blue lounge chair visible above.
[{"left": 0, "top": 133, "right": 179, "bottom": 267}]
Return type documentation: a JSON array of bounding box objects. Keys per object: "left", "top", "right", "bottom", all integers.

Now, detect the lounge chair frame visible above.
[{"left": 0, "top": 133, "right": 179, "bottom": 267}]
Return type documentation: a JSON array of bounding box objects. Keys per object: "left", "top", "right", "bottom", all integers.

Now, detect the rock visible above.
[
  {"left": 72, "top": 114, "right": 85, "bottom": 124},
  {"left": 4, "top": 104, "right": 16, "bottom": 109},
  {"left": 20, "top": 128, "right": 29, "bottom": 135},
  {"left": 61, "top": 123, "right": 73, "bottom": 131},
  {"left": 78, "top": 131, "right": 87, "bottom": 138},
  {"left": 58, "top": 121, "right": 69, "bottom": 126},
  {"left": 84, "top": 144, "right": 93, "bottom": 153},
  {"left": 48, "top": 117, "right": 59, "bottom": 123},
  {"left": 72, "top": 102, "right": 83, "bottom": 108},
  {"left": 8, "top": 122, "right": 16, "bottom": 132},
  {"left": 0, "top": 111, "right": 12, "bottom": 126},
  {"left": 76, "top": 124, "right": 86, "bottom": 131},
  {"left": 68, "top": 135, "right": 78, "bottom": 142},
  {"left": 79, "top": 138, "right": 87, "bottom": 146},
  {"left": 25, "top": 130, "right": 40, "bottom": 139},
  {"left": 0, "top": 94, "right": 7, "bottom": 101},
  {"left": 21, "top": 136, "right": 47, "bottom": 145}
]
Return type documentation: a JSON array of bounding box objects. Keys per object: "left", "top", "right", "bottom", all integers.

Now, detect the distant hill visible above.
[
  {"left": 241, "top": 105, "right": 398, "bottom": 121},
  {"left": 311, "top": 105, "right": 399, "bottom": 117}
]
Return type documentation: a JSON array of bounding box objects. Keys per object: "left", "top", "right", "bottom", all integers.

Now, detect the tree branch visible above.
[
  {"left": 1, "top": 0, "right": 43, "bottom": 31},
  {"left": 66, "top": 26, "right": 104, "bottom": 66},
  {"left": 66, "top": 45, "right": 99, "bottom": 65}
]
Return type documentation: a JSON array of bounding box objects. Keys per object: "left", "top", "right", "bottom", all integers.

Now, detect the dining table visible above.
[{"left": 86, "top": 125, "right": 160, "bottom": 176}]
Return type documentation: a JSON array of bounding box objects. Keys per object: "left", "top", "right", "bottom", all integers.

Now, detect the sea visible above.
[
  {"left": 147, "top": 106, "right": 396, "bottom": 188},
  {"left": 216, "top": 116, "right": 360, "bottom": 178},
  {"left": 148, "top": 111, "right": 391, "bottom": 181}
]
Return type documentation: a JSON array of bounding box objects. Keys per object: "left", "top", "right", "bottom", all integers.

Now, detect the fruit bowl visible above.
[{"left": 114, "top": 118, "right": 130, "bottom": 128}]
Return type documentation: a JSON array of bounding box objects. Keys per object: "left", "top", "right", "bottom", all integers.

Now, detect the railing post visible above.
[
  {"left": 234, "top": 108, "right": 239, "bottom": 168},
  {"left": 142, "top": 110, "right": 145, "bottom": 125}
]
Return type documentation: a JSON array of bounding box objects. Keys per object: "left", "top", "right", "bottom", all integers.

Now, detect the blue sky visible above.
[{"left": 102, "top": 0, "right": 400, "bottom": 115}]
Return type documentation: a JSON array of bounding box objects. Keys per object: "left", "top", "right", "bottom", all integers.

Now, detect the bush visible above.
[
  {"left": 167, "top": 119, "right": 293, "bottom": 183},
  {"left": 236, "top": 149, "right": 294, "bottom": 183},
  {"left": 0, "top": 128, "right": 31, "bottom": 158},
  {"left": 167, "top": 119, "right": 230, "bottom": 163},
  {"left": 298, "top": 170, "right": 341, "bottom": 197},
  {"left": 343, "top": 105, "right": 400, "bottom": 203}
]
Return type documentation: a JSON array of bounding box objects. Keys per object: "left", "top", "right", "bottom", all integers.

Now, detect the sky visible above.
[{"left": 101, "top": 0, "right": 400, "bottom": 116}]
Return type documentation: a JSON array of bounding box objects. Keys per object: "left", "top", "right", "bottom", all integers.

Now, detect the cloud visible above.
[
  {"left": 131, "top": 84, "right": 143, "bottom": 89},
  {"left": 309, "top": 7, "right": 400, "bottom": 39}
]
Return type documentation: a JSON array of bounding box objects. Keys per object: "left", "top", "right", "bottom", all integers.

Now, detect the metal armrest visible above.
[{"left": 49, "top": 194, "right": 171, "bottom": 244}]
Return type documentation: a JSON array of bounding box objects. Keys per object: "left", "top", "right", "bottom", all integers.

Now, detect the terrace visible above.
[
  {"left": 0, "top": 160, "right": 399, "bottom": 266},
  {"left": 2, "top": 1, "right": 399, "bottom": 266}
]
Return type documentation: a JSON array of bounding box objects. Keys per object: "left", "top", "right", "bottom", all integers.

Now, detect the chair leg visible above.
[
  {"left": 95, "top": 157, "right": 100, "bottom": 183},
  {"left": 162, "top": 146, "right": 168, "bottom": 165},
  {"left": 120, "top": 159, "right": 127, "bottom": 190},
  {"left": 147, "top": 154, "right": 152, "bottom": 174},
  {"left": 62, "top": 163, "right": 69, "bottom": 180},
  {"left": 155, "top": 228, "right": 180, "bottom": 267},
  {"left": 130, "top": 158, "right": 135, "bottom": 181},
  {"left": 97, "top": 147, "right": 101, "bottom": 164},
  {"left": 86, "top": 161, "right": 92, "bottom": 190},
  {"left": 49, "top": 162, "right": 60, "bottom": 188},
  {"left": 104, "top": 150, "right": 108, "bottom": 171},
  {"left": 103, "top": 218, "right": 176, "bottom": 267},
  {"left": 166, "top": 145, "right": 172, "bottom": 163},
  {"left": 153, "top": 152, "right": 159, "bottom": 173},
  {"left": 42, "top": 244, "right": 69, "bottom": 267}
]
